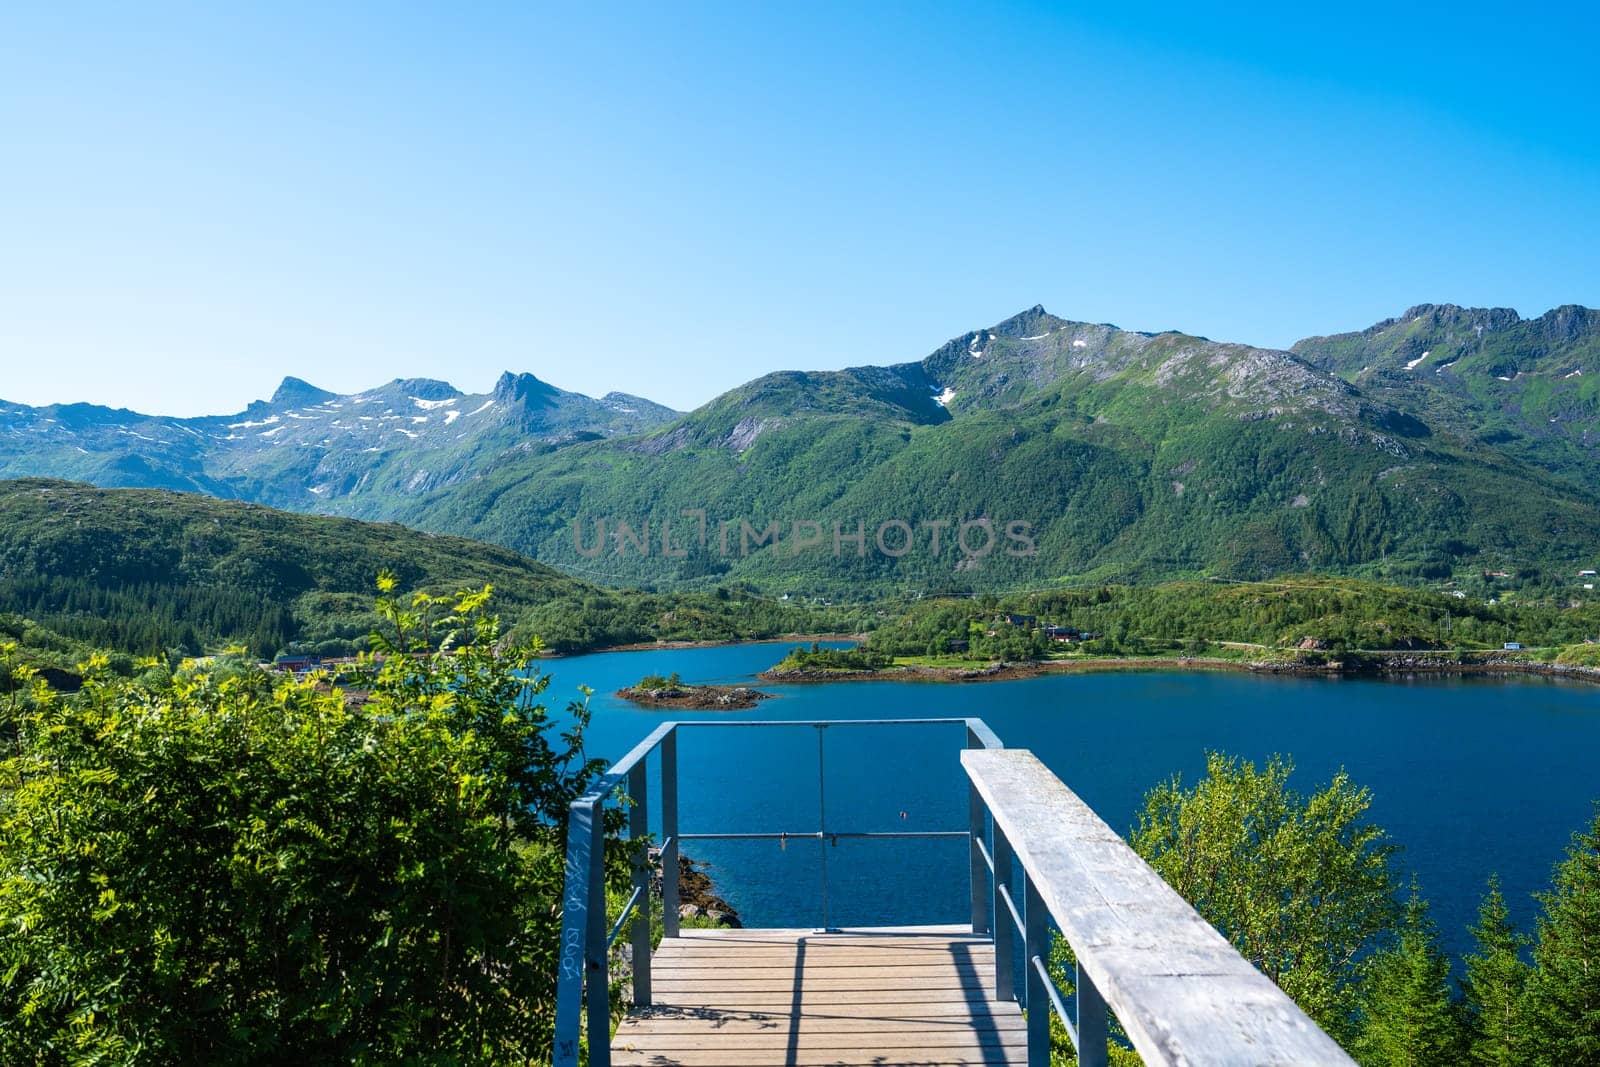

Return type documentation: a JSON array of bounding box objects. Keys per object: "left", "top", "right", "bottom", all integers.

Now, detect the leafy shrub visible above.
[{"left": 0, "top": 579, "right": 614, "bottom": 1064}]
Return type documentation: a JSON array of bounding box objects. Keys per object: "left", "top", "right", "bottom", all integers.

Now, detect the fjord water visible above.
[{"left": 545, "top": 643, "right": 1600, "bottom": 956}]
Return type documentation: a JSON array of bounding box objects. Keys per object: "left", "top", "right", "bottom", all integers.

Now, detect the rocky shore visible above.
[
  {"left": 650, "top": 850, "right": 742, "bottom": 928},
  {"left": 616, "top": 684, "right": 771, "bottom": 709}
]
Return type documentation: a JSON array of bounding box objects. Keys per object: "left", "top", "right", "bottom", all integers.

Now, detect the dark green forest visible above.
[{"left": 0, "top": 480, "right": 866, "bottom": 664}]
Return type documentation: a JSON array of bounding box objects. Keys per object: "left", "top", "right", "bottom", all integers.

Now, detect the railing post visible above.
[
  {"left": 992, "top": 824, "right": 1015, "bottom": 1002},
  {"left": 966, "top": 726, "right": 989, "bottom": 936},
  {"left": 551, "top": 799, "right": 596, "bottom": 1067},
  {"left": 815, "top": 725, "right": 834, "bottom": 932},
  {"left": 628, "top": 762, "right": 652, "bottom": 1007},
  {"left": 1024, "top": 872, "right": 1048, "bottom": 1067},
  {"left": 661, "top": 728, "right": 680, "bottom": 938},
  {"left": 1076, "top": 960, "right": 1109, "bottom": 1067},
  {"left": 585, "top": 802, "right": 611, "bottom": 1067}
]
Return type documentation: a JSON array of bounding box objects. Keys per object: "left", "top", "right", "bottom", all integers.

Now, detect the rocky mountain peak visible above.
[
  {"left": 493, "top": 371, "right": 562, "bottom": 409},
  {"left": 989, "top": 304, "right": 1059, "bottom": 338},
  {"left": 1532, "top": 304, "right": 1596, "bottom": 343},
  {"left": 387, "top": 378, "right": 461, "bottom": 402},
  {"left": 269, "top": 376, "right": 337, "bottom": 407},
  {"left": 1395, "top": 304, "right": 1522, "bottom": 333}
]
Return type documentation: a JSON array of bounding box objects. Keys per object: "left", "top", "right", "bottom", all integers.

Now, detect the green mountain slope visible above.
[
  {"left": 0, "top": 479, "right": 859, "bottom": 659},
  {"left": 1292, "top": 304, "right": 1600, "bottom": 484},
  {"left": 397, "top": 307, "right": 1600, "bottom": 594}
]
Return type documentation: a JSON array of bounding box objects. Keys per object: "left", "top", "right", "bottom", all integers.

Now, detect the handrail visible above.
[
  {"left": 551, "top": 717, "right": 1001, "bottom": 1067},
  {"left": 962, "top": 748, "right": 1356, "bottom": 1066}
]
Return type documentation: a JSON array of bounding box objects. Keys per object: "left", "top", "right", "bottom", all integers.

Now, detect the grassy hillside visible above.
[{"left": 0, "top": 479, "right": 864, "bottom": 660}]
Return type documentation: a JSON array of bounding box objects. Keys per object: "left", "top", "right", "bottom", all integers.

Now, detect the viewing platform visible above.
[{"left": 554, "top": 720, "right": 1354, "bottom": 1067}]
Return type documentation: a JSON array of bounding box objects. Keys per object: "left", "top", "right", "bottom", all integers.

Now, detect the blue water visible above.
[{"left": 541, "top": 643, "right": 1600, "bottom": 957}]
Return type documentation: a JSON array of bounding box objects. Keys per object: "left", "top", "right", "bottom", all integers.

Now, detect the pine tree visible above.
[
  {"left": 1354, "top": 883, "right": 1468, "bottom": 1066},
  {"left": 1462, "top": 875, "right": 1532, "bottom": 1065},
  {"left": 1526, "top": 810, "right": 1600, "bottom": 1065}
]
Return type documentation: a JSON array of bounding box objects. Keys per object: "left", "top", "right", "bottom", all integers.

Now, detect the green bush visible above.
[{"left": 0, "top": 579, "right": 614, "bottom": 1064}]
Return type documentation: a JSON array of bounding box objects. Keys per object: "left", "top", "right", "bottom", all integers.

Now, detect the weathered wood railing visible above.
[{"left": 963, "top": 747, "right": 1355, "bottom": 1066}]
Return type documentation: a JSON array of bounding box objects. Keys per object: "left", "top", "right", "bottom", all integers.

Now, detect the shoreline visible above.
[
  {"left": 761, "top": 654, "right": 1600, "bottom": 686},
  {"left": 543, "top": 633, "right": 864, "bottom": 657}
]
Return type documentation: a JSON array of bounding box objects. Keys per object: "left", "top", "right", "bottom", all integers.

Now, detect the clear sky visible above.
[{"left": 2, "top": 2, "right": 1596, "bottom": 416}]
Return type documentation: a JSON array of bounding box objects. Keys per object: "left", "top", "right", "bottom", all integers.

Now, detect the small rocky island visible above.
[{"left": 616, "top": 672, "right": 771, "bottom": 710}]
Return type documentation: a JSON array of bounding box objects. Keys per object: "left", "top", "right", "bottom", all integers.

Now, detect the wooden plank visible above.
[
  {"left": 613, "top": 925, "right": 1025, "bottom": 1067},
  {"left": 614, "top": 1030, "right": 1024, "bottom": 1050},
  {"left": 648, "top": 995, "right": 1014, "bottom": 1012},
  {"left": 622, "top": 1015, "right": 1025, "bottom": 1035},
  {"left": 651, "top": 989, "right": 1010, "bottom": 1008},
  {"left": 649, "top": 966, "right": 985, "bottom": 979},
  {"left": 613, "top": 1051, "right": 1022, "bottom": 1067},
  {"left": 961, "top": 748, "right": 1355, "bottom": 1066},
  {"left": 652, "top": 979, "right": 998, "bottom": 998}
]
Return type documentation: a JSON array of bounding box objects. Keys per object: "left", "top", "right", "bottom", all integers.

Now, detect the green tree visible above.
[
  {"left": 1352, "top": 883, "right": 1468, "bottom": 1065},
  {"left": 0, "top": 579, "right": 611, "bottom": 1064},
  {"left": 1461, "top": 876, "right": 1533, "bottom": 1065},
  {"left": 1525, "top": 809, "right": 1600, "bottom": 1065},
  {"left": 1128, "top": 753, "right": 1400, "bottom": 1043}
]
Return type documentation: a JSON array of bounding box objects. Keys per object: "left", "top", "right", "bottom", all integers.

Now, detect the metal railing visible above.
[{"left": 550, "top": 717, "right": 1003, "bottom": 1067}]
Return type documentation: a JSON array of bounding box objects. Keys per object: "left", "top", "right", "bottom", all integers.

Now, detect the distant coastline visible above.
[
  {"left": 543, "top": 633, "right": 864, "bottom": 657},
  {"left": 760, "top": 652, "right": 1600, "bottom": 686}
]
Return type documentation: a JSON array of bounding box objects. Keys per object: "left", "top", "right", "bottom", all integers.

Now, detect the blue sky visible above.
[{"left": 1, "top": 2, "right": 1595, "bottom": 415}]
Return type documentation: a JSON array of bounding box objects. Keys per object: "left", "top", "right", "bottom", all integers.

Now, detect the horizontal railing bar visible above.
[
  {"left": 1031, "top": 953, "right": 1078, "bottom": 1050},
  {"left": 966, "top": 720, "right": 1004, "bottom": 750},
  {"left": 974, "top": 834, "right": 995, "bottom": 874},
  {"left": 675, "top": 718, "right": 986, "bottom": 728},
  {"left": 577, "top": 722, "right": 676, "bottom": 803},
  {"left": 605, "top": 885, "right": 646, "bottom": 950},
  {"left": 997, "top": 882, "right": 1026, "bottom": 938},
  {"left": 679, "top": 830, "right": 968, "bottom": 841}
]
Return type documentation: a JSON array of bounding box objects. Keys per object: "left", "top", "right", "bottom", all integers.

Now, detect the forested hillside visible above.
[{"left": 0, "top": 480, "right": 863, "bottom": 662}]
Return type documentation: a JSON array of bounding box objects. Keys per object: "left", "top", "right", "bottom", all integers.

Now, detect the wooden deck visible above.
[{"left": 611, "top": 925, "right": 1026, "bottom": 1067}]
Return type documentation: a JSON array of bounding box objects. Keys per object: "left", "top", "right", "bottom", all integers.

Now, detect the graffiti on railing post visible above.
[{"left": 552, "top": 800, "right": 596, "bottom": 1067}]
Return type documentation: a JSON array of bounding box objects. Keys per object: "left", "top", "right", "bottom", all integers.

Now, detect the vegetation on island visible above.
[
  {"left": 617, "top": 671, "right": 770, "bottom": 709},
  {"left": 769, "top": 642, "right": 895, "bottom": 673},
  {"left": 1050, "top": 755, "right": 1600, "bottom": 1066}
]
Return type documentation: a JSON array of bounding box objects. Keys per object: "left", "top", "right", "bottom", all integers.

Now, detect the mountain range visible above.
[
  {"left": 5, "top": 302, "right": 1600, "bottom": 593},
  {"left": 0, "top": 371, "right": 677, "bottom": 514}
]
